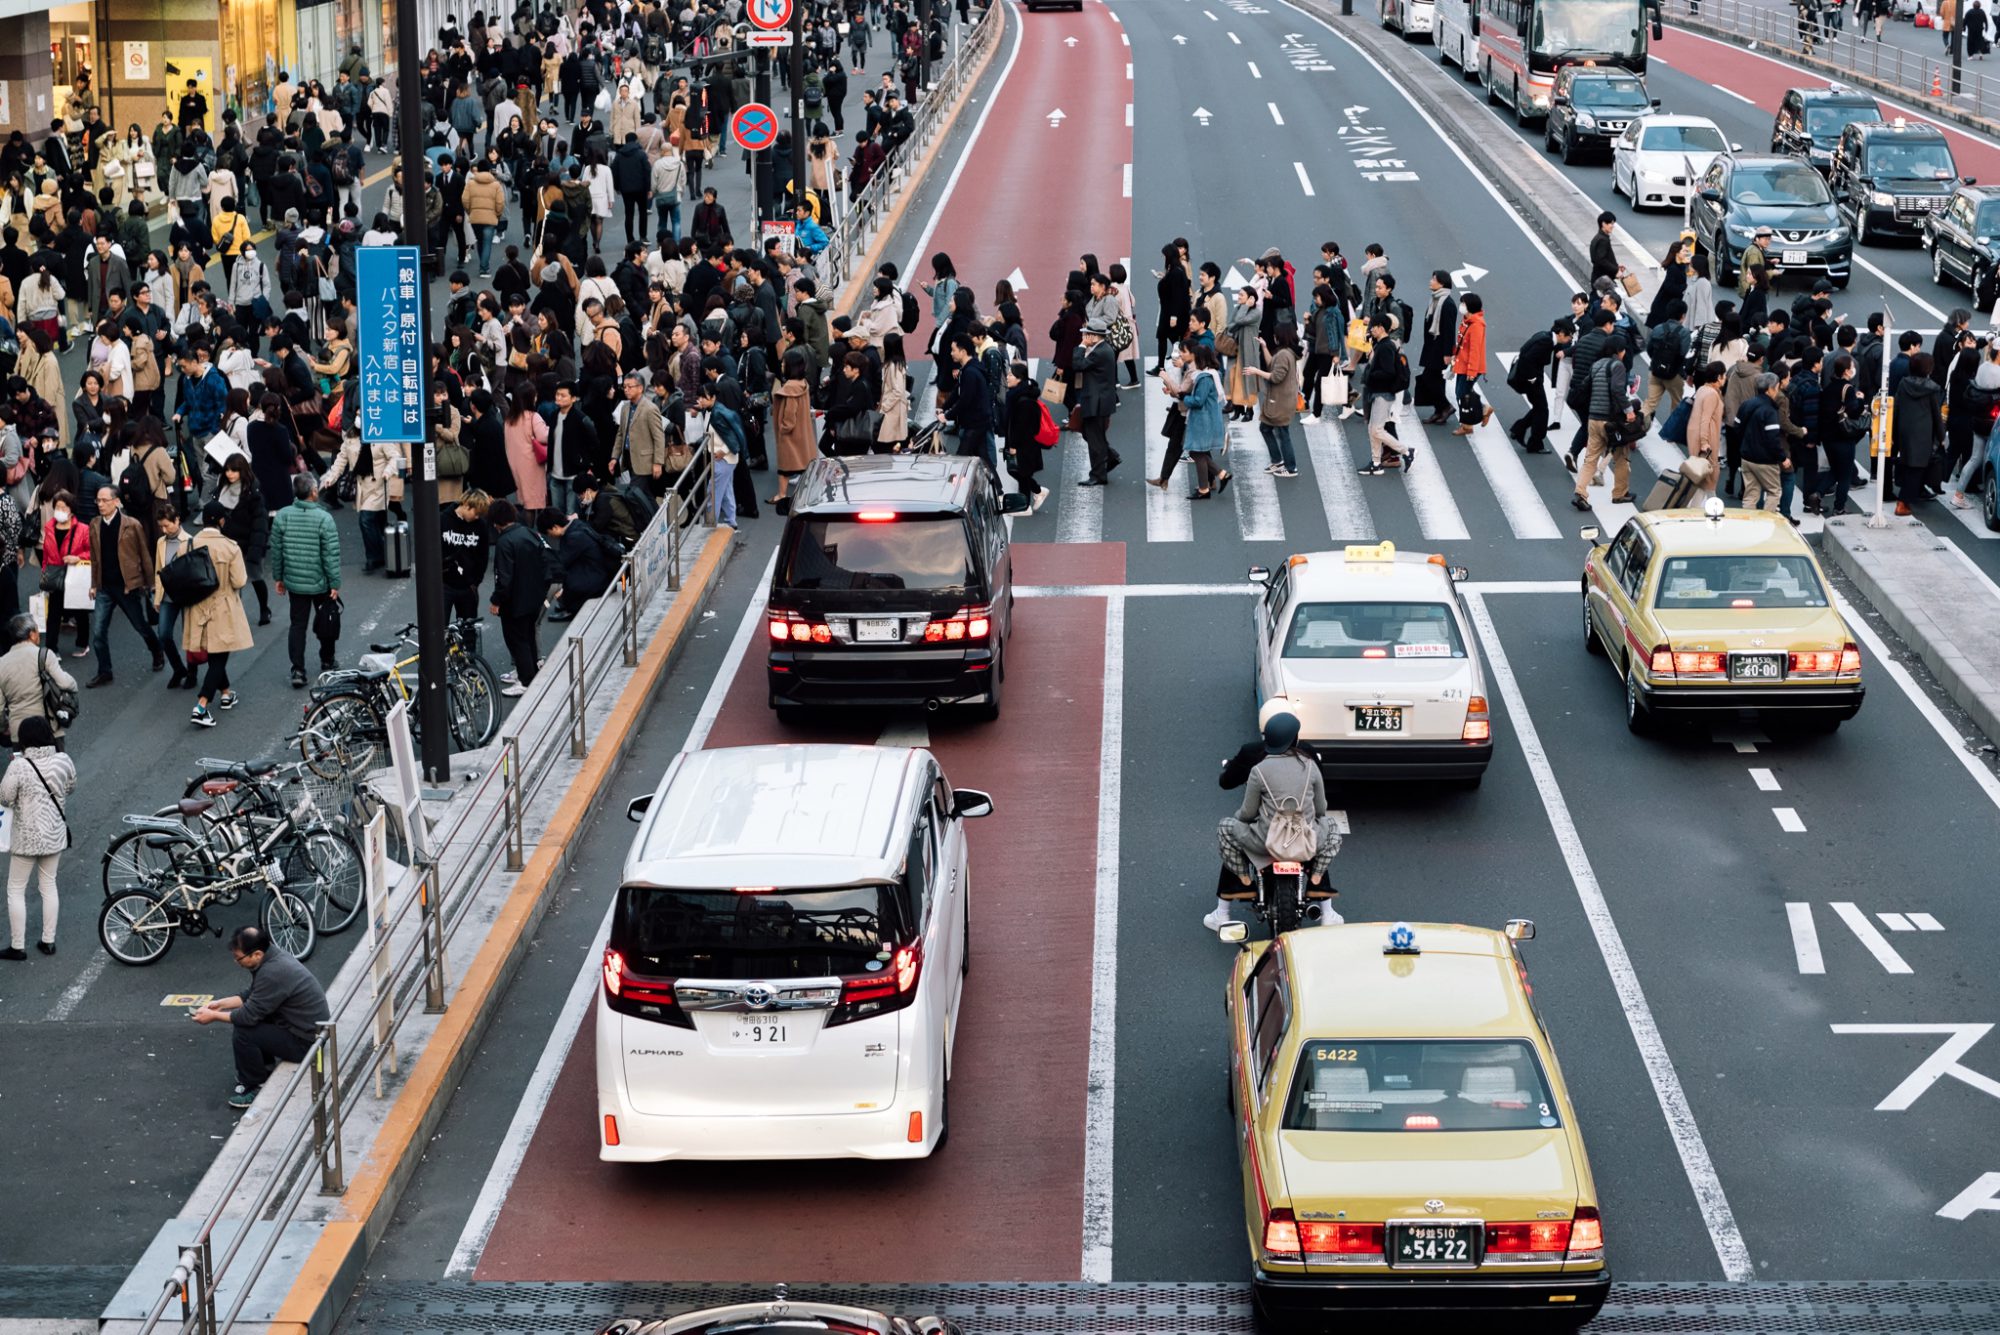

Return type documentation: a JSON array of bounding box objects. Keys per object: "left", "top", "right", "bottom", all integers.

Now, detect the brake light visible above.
[
  {"left": 601, "top": 948, "right": 692, "bottom": 1027},
  {"left": 923, "top": 606, "right": 992, "bottom": 643},
  {"left": 1788, "top": 650, "right": 1841, "bottom": 674},
  {"left": 1487, "top": 1220, "right": 1572, "bottom": 1253},
  {"left": 894, "top": 942, "right": 921, "bottom": 991},
  {"left": 828, "top": 941, "right": 924, "bottom": 1027},
  {"left": 1730, "top": 598, "right": 1756, "bottom": 608},
  {"left": 1271, "top": 861, "right": 1304, "bottom": 875},
  {"left": 1649, "top": 646, "right": 1673, "bottom": 674},
  {"left": 1462, "top": 694, "right": 1490, "bottom": 742},
  {"left": 1263, "top": 1208, "right": 1303, "bottom": 1260},
  {"left": 1671, "top": 651, "right": 1726, "bottom": 676},
  {"left": 603, "top": 948, "right": 624, "bottom": 997},
  {"left": 1840, "top": 643, "right": 1862, "bottom": 674},
  {"left": 1362, "top": 647, "right": 1389, "bottom": 658},
  {"left": 769, "top": 609, "right": 833, "bottom": 644},
  {"left": 1404, "top": 1114, "right": 1441, "bottom": 1129},
  {"left": 857, "top": 510, "right": 898, "bottom": 521},
  {"left": 1300, "top": 1221, "right": 1386, "bottom": 1255},
  {"left": 1568, "top": 1206, "right": 1605, "bottom": 1257}
]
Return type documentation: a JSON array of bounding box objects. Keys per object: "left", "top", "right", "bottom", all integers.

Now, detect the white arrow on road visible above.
[
  {"left": 1047, "top": 107, "right": 1066, "bottom": 127},
  {"left": 1343, "top": 104, "right": 1370, "bottom": 116},
  {"left": 1064, "top": 35, "right": 1079, "bottom": 46},
  {"left": 1007, "top": 266, "right": 1030, "bottom": 293},
  {"left": 1450, "top": 262, "right": 1490, "bottom": 288},
  {"left": 1222, "top": 263, "right": 1252, "bottom": 291},
  {"left": 1173, "top": 33, "right": 1188, "bottom": 43},
  {"left": 1192, "top": 106, "right": 1213, "bottom": 125}
]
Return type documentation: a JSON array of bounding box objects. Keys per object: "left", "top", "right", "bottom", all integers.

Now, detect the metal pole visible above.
[
  {"left": 755, "top": 49, "right": 774, "bottom": 221},
  {"left": 503, "top": 736, "right": 526, "bottom": 871},
  {"left": 312, "top": 1021, "right": 346, "bottom": 1195},
  {"left": 197, "top": 1237, "right": 218, "bottom": 1335},
  {"left": 397, "top": 0, "right": 451, "bottom": 783},
  {"left": 919, "top": 0, "right": 934, "bottom": 89},
  {"left": 422, "top": 863, "right": 447, "bottom": 1013},
  {"left": 570, "top": 637, "right": 588, "bottom": 758},
  {"left": 1869, "top": 304, "right": 1894, "bottom": 528},
  {"left": 791, "top": 0, "right": 807, "bottom": 213},
  {"left": 1953, "top": 14, "right": 1966, "bottom": 95},
  {"left": 622, "top": 569, "right": 639, "bottom": 667}
]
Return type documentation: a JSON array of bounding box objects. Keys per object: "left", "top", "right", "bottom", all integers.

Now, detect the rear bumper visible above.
[
  {"left": 1253, "top": 1265, "right": 1610, "bottom": 1320},
  {"left": 1858, "top": 204, "right": 1940, "bottom": 238},
  {"left": 768, "top": 645, "right": 996, "bottom": 709},
  {"left": 1635, "top": 679, "right": 1864, "bottom": 717},
  {"left": 1306, "top": 737, "right": 1493, "bottom": 780},
  {"left": 597, "top": 1075, "right": 940, "bottom": 1163}
]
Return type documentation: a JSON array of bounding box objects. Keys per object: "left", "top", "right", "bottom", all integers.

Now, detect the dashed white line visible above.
[
  {"left": 1121, "top": 31, "right": 1129, "bottom": 45},
  {"left": 1293, "top": 160, "right": 1314, "bottom": 195},
  {"left": 1247, "top": 59, "right": 1263, "bottom": 77},
  {"left": 1125, "top": 102, "right": 1133, "bottom": 126},
  {"left": 1126, "top": 61, "right": 1134, "bottom": 79},
  {"left": 1785, "top": 902, "right": 1826, "bottom": 975},
  {"left": 1773, "top": 806, "right": 1807, "bottom": 833},
  {"left": 1877, "top": 912, "right": 1916, "bottom": 933},
  {"left": 1122, "top": 162, "right": 1133, "bottom": 197},
  {"left": 1229, "top": 30, "right": 1243, "bottom": 42},
  {"left": 1204, "top": 7, "right": 1219, "bottom": 16},
  {"left": 1080, "top": 595, "right": 1125, "bottom": 1282},
  {"left": 1910, "top": 912, "right": 1946, "bottom": 931},
  {"left": 1830, "top": 901, "right": 1914, "bottom": 974},
  {"left": 1268, "top": 101, "right": 1285, "bottom": 124},
  {"left": 1749, "top": 767, "right": 1780, "bottom": 792},
  {"left": 1717, "top": 86, "right": 1756, "bottom": 105}
]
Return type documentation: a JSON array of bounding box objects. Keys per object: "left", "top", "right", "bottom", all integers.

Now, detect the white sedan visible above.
[{"left": 1612, "top": 115, "right": 1736, "bottom": 211}]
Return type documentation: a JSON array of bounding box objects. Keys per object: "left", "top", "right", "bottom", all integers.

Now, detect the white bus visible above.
[{"left": 1438, "top": 0, "right": 1662, "bottom": 125}]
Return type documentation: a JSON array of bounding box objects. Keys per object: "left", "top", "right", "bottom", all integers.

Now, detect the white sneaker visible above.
[
  {"left": 1202, "top": 902, "right": 1233, "bottom": 931},
  {"left": 1301, "top": 413, "right": 1321, "bottom": 424},
  {"left": 1031, "top": 488, "right": 1049, "bottom": 514},
  {"left": 500, "top": 670, "right": 519, "bottom": 684},
  {"left": 501, "top": 683, "right": 526, "bottom": 698}
]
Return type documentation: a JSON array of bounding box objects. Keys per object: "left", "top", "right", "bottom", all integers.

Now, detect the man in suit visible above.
[
  {"left": 614, "top": 373, "right": 667, "bottom": 496},
  {"left": 86, "top": 234, "right": 132, "bottom": 322},
  {"left": 1071, "top": 319, "right": 1121, "bottom": 487}
]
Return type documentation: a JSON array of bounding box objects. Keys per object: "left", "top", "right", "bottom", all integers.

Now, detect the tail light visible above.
[
  {"left": 769, "top": 609, "right": 833, "bottom": 645},
  {"left": 1263, "top": 1208, "right": 1303, "bottom": 1261},
  {"left": 1788, "top": 649, "right": 1841, "bottom": 675},
  {"left": 1840, "top": 643, "right": 1862, "bottom": 674},
  {"left": 922, "top": 606, "right": 992, "bottom": 643},
  {"left": 1568, "top": 1206, "right": 1605, "bottom": 1260},
  {"left": 1300, "top": 1221, "right": 1386, "bottom": 1256},
  {"left": 1462, "top": 694, "right": 1490, "bottom": 742},
  {"left": 1486, "top": 1220, "right": 1572, "bottom": 1254},
  {"left": 1648, "top": 645, "right": 1673, "bottom": 674},
  {"left": 1670, "top": 651, "right": 1726, "bottom": 677},
  {"left": 601, "top": 948, "right": 693, "bottom": 1028},
  {"left": 828, "top": 941, "right": 924, "bottom": 1027},
  {"left": 1271, "top": 861, "right": 1304, "bottom": 875}
]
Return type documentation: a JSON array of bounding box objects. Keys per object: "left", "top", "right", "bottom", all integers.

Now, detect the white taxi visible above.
[{"left": 1249, "top": 543, "right": 1493, "bottom": 785}]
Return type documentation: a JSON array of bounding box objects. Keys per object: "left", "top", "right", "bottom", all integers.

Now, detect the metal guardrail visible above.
[
  {"left": 131, "top": 454, "right": 716, "bottom": 1335},
  {"left": 1662, "top": 0, "right": 2000, "bottom": 120},
  {"left": 821, "top": 1, "right": 1001, "bottom": 302}
]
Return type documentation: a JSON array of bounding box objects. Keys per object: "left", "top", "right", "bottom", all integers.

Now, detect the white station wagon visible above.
[{"left": 598, "top": 744, "right": 991, "bottom": 1162}]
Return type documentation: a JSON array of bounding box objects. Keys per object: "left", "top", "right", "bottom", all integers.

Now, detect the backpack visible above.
[
  {"left": 160, "top": 545, "right": 219, "bottom": 609},
  {"left": 1034, "top": 399, "right": 1060, "bottom": 447},
  {"left": 899, "top": 288, "right": 921, "bottom": 334},
  {"left": 615, "top": 480, "right": 659, "bottom": 530},
  {"left": 330, "top": 153, "right": 353, "bottom": 185},
  {"left": 1646, "top": 321, "right": 1686, "bottom": 381},
  {"left": 37, "top": 647, "right": 76, "bottom": 730},
  {"left": 118, "top": 451, "right": 160, "bottom": 522},
  {"left": 1259, "top": 756, "right": 1320, "bottom": 864}
]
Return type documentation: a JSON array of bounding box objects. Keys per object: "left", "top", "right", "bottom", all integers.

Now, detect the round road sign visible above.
[
  {"left": 746, "top": 0, "right": 794, "bottom": 31},
  {"left": 730, "top": 102, "right": 781, "bottom": 153}
]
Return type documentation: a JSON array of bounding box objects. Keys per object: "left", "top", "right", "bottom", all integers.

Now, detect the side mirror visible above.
[
  {"left": 1504, "top": 918, "right": 1537, "bottom": 942},
  {"left": 1731, "top": 142, "right": 1743, "bottom": 152},
  {"left": 626, "top": 794, "right": 653, "bottom": 822},
  {"left": 1966, "top": 175, "right": 1979, "bottom": 185},
  {"left": 1247, "top": 565, "right": 1270, "bottom": 586},
  {"left": 1447, "top": 565, "right": 1470, "bottom": 582},
  {"left": 1552, "top": 94, "right": 1570, "bottom": 107},
  {"left": 953, "top": 788, "right": 994, "bottom": 819},
  {"left": 1470, "top": 12, "right": 1480, "bottom": 33},
  {"left": 1653, "top": 17, "right": 1665, "bottom": 38},
  {"left": 1652, "top": 98, "right": 1663, "bottom": 108},
  {"left": 1580, "top": 525, "right": 1601, "bottom": 542},
  {"left": 1979, "top": 235, "right": 1993, "bottom": 245},
  {"left": 1700, "top": 187, "right": 1723, "bottom": 203},
  {"left": 1216, "top": 921, "right": 1249, "bottom": 944}
]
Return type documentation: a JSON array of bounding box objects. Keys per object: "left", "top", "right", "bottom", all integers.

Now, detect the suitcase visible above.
[
  {"left": 383, "top": 520, "right": 413, "bottom": 577},
  {"left": 1638, "top": 457, "right": 1713, "bottom": 512}
]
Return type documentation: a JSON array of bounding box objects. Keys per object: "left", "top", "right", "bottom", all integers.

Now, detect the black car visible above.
[
  {"left": 1544, "top": 67, "right": 1659, "bottom": 163},
  {"left": 1771, "top": 85, "right": 1883, "bottom": 171},
  {"left": 600, "top": 1288, "right": 963, "bottom": 1335},
  {"left": 1923, "top": 183, "right": 2000, "bottom": 306},
  {"left": 767, "top": 454, "right": 1014, "bottom": 720},
  {"left": 1831, "top": 118, "right": 1969, "bottom": 244},
  {"left": 1689, "top": 151, "right": 1852, "bottom": 288}
]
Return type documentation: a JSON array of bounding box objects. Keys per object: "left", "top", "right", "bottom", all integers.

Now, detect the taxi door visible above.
[
  {"left": 1234, "top": 945, "right": 1293, "bottom": 1240},
  {"left": 1252, "top": 562, "right": 1294, "bottom": 708},
  {"left": 1588, "top": 522, "right": 1649, "bottom": 664}
]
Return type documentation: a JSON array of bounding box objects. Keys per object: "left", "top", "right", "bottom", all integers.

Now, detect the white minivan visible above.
[{"left": 597, "top": 744, "right": 991, "bottom": 1162}]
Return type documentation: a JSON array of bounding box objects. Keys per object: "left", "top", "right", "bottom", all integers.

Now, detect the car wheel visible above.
[
  {"left": 971, "top": 647, "right": 1003, "bottom": 721},
  {"left": 1803, "top": 714, "right": 1843, "bottom": 735},
  {"left": 1713, "top": 237, "right": 1737, "bottom": 288},
  {"left": 1485, "top": 61, "right": 1502, "bottom": 105},
  {"left": 1513, "top": 78, "right": 1528, "bottom": 125},
  {"left": 1583, "top": 594, "right": 1604, "bottom": 655},
  {"left": 1934, "top": 246, "right": 1949, "bottom": 285},
  {"left": 772, "top": 701, "right": 808, "bottom": 726},
  {"left": 1978, "top": 266, "right": 1997, "bottom": 309},
  {"left": 1854, "top": 206, "right": 1869, "bottom": 245},
  {"left": 1832, "top": 270, "right": 1851, "bottom": 290},
  {"left": 1559, "top": 130, "right": 1577, "bottom": 164},
  {"left": 932, "top": 1042, "right": 951, "bottom": 1150},
  {"left": 1984, "top": 464, "right": 2000, "bottom": 531},
  {"left": 1624, "top": 662, "right": 1653, "bottom": 736}
]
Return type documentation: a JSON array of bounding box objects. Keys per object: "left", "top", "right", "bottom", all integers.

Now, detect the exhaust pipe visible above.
[{"left": 924, "top": 698, "right": 942, "bottom": 713}]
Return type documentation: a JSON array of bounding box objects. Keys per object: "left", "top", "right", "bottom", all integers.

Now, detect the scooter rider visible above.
[{"left": 1206, "top": 701, "right": 1344, "bottom": 930}]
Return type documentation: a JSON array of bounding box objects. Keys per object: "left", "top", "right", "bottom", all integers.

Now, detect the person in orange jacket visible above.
[{"left": 1450, "top": 293, "right": 1491, "bottom": 436}]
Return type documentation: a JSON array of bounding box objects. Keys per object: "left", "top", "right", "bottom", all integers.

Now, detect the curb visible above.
[{"left": 262, "top": 526, "right": 735, "bottom": 1335}]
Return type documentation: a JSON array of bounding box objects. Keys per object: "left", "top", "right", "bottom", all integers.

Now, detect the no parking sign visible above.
[{"left": 731, "top": 102, "right": 780, "bottom": 154}]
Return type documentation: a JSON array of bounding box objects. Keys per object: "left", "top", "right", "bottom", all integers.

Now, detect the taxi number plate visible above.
[
  {"left": 855, "top": 618, "right": 899, "bottom": 642},
  {"left": 1353, "top": 707, "right": 1404, "bottom": 732},
  {"left": 1391, "top": 1223, "right": 1480, "bottom": 1267},
  {"left": 1781, "top": 249, "right": 1808, "bottom": 266},
  {"left": 1730, "top": 652, "right": 1784, "bottom": 681},
  {"left": 727, "top": 1021, "right": 792, "bottom": 1045}
]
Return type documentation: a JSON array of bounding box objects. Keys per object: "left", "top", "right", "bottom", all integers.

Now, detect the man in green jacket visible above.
[{"left": 268, "top": 474, "right": 342, "bottom": 688}]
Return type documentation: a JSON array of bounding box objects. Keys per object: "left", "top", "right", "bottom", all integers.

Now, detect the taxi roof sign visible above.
[
  {"left": 1344, "top": 541, "right": 1396, "bottom": 562},
  {"left": 1384, "top": 921, "right": 1420, "bottom": 955}
]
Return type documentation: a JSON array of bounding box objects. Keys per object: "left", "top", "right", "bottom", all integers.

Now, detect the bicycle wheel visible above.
[
  {"left": 98, "top": 892, "right": 177, "bottom": 965},
  {"left": 446, "top": 660, "right": 499, "bottom": 750},
  {"left": 102, "top": 828, "right": 202, "bottom": 901},
  {"left": 261, "top": 887, "right": 318, "bottom": 962},
  {"left": 300, "top": 691, "right": 383, "bottom": 779},
  {"left": 284, "top": 827, "right": 365, "bottom": 935}
]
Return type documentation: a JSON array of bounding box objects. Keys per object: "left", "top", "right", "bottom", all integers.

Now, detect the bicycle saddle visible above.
[
  {"left": 200, "top": 779, "right": 239, "bottom": 796},
  {"left": 177, "top": 798, "right": 215, "bottom": 817},
  {"left": 232, "top": 759, "right": 279, "bottom": 778},
  {"left": 369, "top": 642, "right": 401, "bottom": 654}
]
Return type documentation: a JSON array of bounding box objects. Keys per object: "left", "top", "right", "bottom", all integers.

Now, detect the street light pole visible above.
[
  {"left": 755, "top": 48, "right": 774, "bottom": 221},
  {"left": 395, "top": 0, "right": 452, "bottom": 781},
  {"left": 790, "top": 0, "right": 807, "bottom": 214}
]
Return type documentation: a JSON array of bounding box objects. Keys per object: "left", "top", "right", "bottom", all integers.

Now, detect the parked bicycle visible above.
[
  {"left": 299, "top": 620, "right": 500, "bottom": 779},
  {"left": 170, "top": 758, "right": 372, "bottom": 933},
  {"left": 181, "top": 754, "right": 408, "bottom": 875}
]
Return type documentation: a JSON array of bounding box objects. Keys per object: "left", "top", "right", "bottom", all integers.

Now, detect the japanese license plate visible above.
[
  {"left": 855, "top": 617, "right": 899, "bottom": 642},
  {"left": 1731, "top": 652, "right": 1785, "bottom": 681},
  {"left": 1390, "top": 1222, "right": 1480, "bottom": 1267},
  {"left": 726, "top": 1019, "right": 794, "bottom": 1045},
  {"left": 1353, "top": 706, "right": 1404, "bottom": 732},
  {"left": 1781, "top": 249, "right": 1808, "bottom": 266}
]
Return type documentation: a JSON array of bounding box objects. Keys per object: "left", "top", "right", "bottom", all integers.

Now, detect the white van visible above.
[{"left": 597, "top": 744, "right": 992, "bottom": 1162}]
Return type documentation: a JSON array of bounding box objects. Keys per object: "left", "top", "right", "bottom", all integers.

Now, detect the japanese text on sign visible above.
[{"left": 355, "top": 246, "right": 427, "bottom": 444}]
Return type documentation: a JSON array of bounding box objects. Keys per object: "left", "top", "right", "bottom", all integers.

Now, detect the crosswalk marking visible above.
[
  {"left": 1393, "top": 402, "right": 1471, "bottom": 541},
  {"left": 1461, "top": 415, "right": 1561, "bottom": 539},
  {"left": 1225, "top": 421, "right": 1286, "bottom": 541},
  {"left": 1057, "top": 419, "right": 1102, "bottom": 543},
  {"left": 1302, "top": 416, "right": 1376, "bottom": 542},
  {"left": 1142, "top": 375, "right": 1193, "bottom": 542}
]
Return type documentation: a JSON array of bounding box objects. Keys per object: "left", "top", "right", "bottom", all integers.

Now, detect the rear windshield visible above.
[
  {"left": 613, "top": 884, "right": 908, "bottom": 979},
  {"left": 1571, "top": 78, "right": 1646, "bottom": 107},
  {"left": 1807, "top": 105, "right": 1878, "bottom": 136},
  {"left": 1284, "top": 1040, "right": 1560, "bottom": 1132},
  {"left": 1641, "top": 124, "right": 1727, "bottom": 154},
  {"left": 1653, "top": 554, "right": 1828, "bottom": 609},
  {"left": 782, "top": 515, "right": 972, "bottom": 591},
  {"left": 1976, "top": 201, "right": 2000, "bottom": 233},
  {"left": 1283, "top": 601, "right": 1467, "bottom": 660},
  {"left": 1864, "top": 139, "right": 1956, "bottom": 179}
]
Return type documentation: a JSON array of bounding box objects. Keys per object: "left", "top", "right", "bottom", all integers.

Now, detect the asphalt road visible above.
[{"left": 314, "top": 3, "right": 2000, "bottom": 1327}]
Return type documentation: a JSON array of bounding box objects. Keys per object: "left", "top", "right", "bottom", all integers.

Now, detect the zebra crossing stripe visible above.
[
  {"left": 1303, "top": 415, "right": 1376, "bottom": 543},
  {"left": 1225, "top": 420, "right": 1287, "bottom": 542},
  {"left": 1142, "top": 373, "right": 1193, "bottom": 542},
  {"left": 1393, "top": 402, "right": 1471, "bottom": 541},
  {"left": 1463, "top": 416, "right": 1561, "bottom": 539}
]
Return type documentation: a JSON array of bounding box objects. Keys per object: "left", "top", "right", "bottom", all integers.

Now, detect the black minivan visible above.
[{"left": 767, "top": 455, "right": 1014, "bottom": 721}]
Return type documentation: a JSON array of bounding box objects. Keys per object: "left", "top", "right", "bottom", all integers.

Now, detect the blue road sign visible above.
[
  {"left": 355, "top": 246, "right": 426, "bottom": 444},
  {"left": 731, "top": 102, "right": 780, "bottom": 153}
]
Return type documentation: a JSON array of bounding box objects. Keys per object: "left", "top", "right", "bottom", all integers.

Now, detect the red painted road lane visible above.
[
  {"left": 1014, "top": 540, "right": 1126, "bottom": 586},
  {"left": 1656, "top": 26, "right": 2000, "bottom": 179},
  {"left": 918, "top": 3, "right": 1133, "bottom": 346},
  {"left": 477, "top": 586, "right": 1119, "bottom": 1282}
]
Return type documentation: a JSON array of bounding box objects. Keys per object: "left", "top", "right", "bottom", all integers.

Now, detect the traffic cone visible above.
[{"left": 1934, "top": 66, "right": 1944, "bottom": 95}]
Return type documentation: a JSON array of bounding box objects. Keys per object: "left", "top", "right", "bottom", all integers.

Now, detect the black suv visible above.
[
  {"left": 1831, "top": 118, "right": 1969, "bottom": 244},
  {"left": 1923, "top": 183, "right": 2000, "bottom": 308},
  {"left": 1544, "top": 67, "right": 1659, "bottom": 163},
  {"left": 767, "top": 454, "right": 1014, "bottom": 721},
  {"left": 1690, "top": 151, "right": 1852, "bottom": 288},
  {"left": 1770, "top": 85, "right": 1883, "bottom": 171}
]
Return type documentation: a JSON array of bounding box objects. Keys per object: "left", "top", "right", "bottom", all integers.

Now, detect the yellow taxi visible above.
[
  {"left": 1580, "top": 500, "right": 1865, "bottom": 734},
  {"left": 1219, "top": 918, "right": 1610, "bottom": 1329},
  {"left": 1248, "top": 543, "right": 1492, "bottom": 784}
]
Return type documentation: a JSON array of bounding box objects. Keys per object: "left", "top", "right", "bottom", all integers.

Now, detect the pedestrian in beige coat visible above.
[
  {"left": 771, "top": 355, "right": 817, "bottom": 506},
  {"left": 183, "top": 504, "right": 251, "bottom": 728}
]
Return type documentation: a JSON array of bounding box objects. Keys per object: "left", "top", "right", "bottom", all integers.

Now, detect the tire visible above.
[
  {"left": 1803, "top": 714, "right": 1844, "bottom": 735},
  {"left": 1977, "top": 266, "right": 1998, "bottom": 310},
  {"left": 261, "top": 887, "right": 318, "bottom": 962},
  {"left": 1984, "top": 465, "right": 2000, "bottom": 530},
  {"left": 932, "top": 1040, "right": 951, "bottom": 1151},
  {"left": 301, "top": 691, "right": 383, "bottom": 779},
  {"left": 1513, "top": 79, "right": 1529, "bottom": 126},
  {"left": 285, "top": 827, "right": 364, "bottom": 934},
  {"left": 1268, "top": 876, "right": 1303, "bottom": 936},
  {"left": 99, "top": 892, "right": 177, "bottom": 965},
  {"left": 970, "top": 646, "right": 1003, "bottom": 721},
  {"left": 102, "top": 828, "right": 200, "bottom": 901},
  {"left": 1624, "top": 662, "right": 1653, "bottom": 736},
  {"left": 1934, "top": 246, "right": 1948, "bottom": 285},
  {"left": 446, "top": 661, "right": 499, "bottom": 750},
  {"left": 772, "top": 701, "right": 808, "bottom": 726},
  {"left": 1583, "top": 594, "right": 1604, "bottom": 655},
  {"left": 1713, "top": 238, "right": 1737, "bottom": 289},
  {"left": 1485, "top": 61, "right": 1502, "bottom": 105},
  {"left": 1854, "top": 206, "right": 1870, "bottom": 246}
]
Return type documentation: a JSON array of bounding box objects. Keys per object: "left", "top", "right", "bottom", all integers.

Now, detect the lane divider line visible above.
[
  {"left": 1080, "top": 594, "right": 1125, "bottom": 1283},
  {"left": 1268, "top": 101, "right": 1285, "bottom": 124},
  {"left": 1750, "top": 767, "right": 1781, "bottom": 792},
  {"left": 1248, "top": 59, "right": 1263, "bottom": 77},
  {"left": 1786, "top": 902, "right": 1826, "bottom": 975},
  {"left": 1293, "top": 160, "right": 1314, "bottom": 195},
  {"left": 1877, "top": 911, "right": 1916, "bottom": 932},
  {"left": 1773, "top": 806, "right": 1807, "bottom": 832}
]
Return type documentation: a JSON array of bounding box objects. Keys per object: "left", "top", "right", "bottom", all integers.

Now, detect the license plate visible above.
[
  {"left": 1391, "top": 1222, "right": 1480, "bottom": 1267},
  {"left": 1782, "top": 249, "right": 1808, "bottom": 266},
  {"left": 1731, "top": 653, "right": 1785, "bottom": 681},
  {"left": 726, "top": 1019, "right": 795, "bottom": 1045},
  {"left": 855, "top": 618, "right": 899, "bottom": 642},
  {"left": 1353, "top": 706, "right": 1404, "bottom": 732}
]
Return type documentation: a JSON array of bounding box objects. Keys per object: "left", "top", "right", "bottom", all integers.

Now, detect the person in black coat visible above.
[
  {"left": 1152, "top": 246, "right": 1190, "bottom": 377},
  {"left": 820, "top": 350, "right": 876, "bottom": 456},
  {"left": 488, "top": 499, "right": 553, "bottom": 690},
  {"left": 1507, "top": 317, "right": 1570, "bottom": 453},
  {"left": 1001, "top": 363, "right": 1048, "bottom": 511},
  {"left": 463, "top": 390, "right": 517, "bottom": 499},
  {"left": 245, "top": 396, "right": 301, "bottom": 512},
  {"left": 543, "top": 509, "right": 620, "bottom": 619},
  {"left": 439, "top": 492, "right": 495, "bottom": 621},
  {"left": 1416, "top": 270, "right": 1459, "bottom": 423}
]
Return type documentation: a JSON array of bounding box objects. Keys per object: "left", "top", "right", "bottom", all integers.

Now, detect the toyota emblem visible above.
[
  {"left": 743, "top": 984, "right": 775, "bottom": 1010},
  {"left": 1425, "top": 1199, "right": 1446, "bottom": 1214}
]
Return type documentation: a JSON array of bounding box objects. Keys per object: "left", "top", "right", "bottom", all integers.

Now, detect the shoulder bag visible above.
[{"left": 37, "top": 647, "right": 76, "bottom": 730}]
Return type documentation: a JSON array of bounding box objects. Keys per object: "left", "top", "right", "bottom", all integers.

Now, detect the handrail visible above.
[{"left": 130, "top": 453, "right": 717, "bottom": 1335}]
